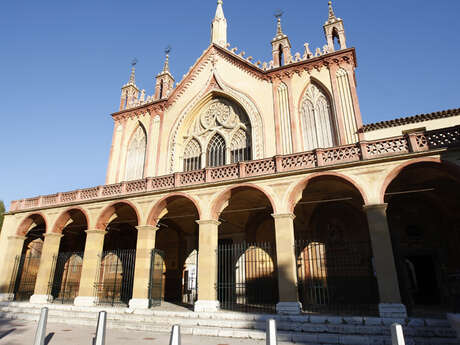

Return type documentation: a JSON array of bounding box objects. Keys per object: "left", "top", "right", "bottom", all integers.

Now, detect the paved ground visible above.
[{"left": 0, "top": 319, "right": 282, "bottom": 345}]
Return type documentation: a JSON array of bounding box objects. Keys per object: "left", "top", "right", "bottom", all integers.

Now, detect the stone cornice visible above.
[{"left": 111, "top": 101, "right": 166, "bottom": 121}]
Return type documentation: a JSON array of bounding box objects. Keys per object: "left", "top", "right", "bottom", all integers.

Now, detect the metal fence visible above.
[
  {"left": 295, "top": 240, "right": 379, "bottom": 315},
  {"left": 149, "top": 249, "right": 165, "bottom": 307},
  {"left": 217, "top": 241, "right": 278, "bottom": 313},
  {"left": 94, "top": 249, "right": 136, "bottom": 306},
  {"left": 49, "top": 252, "right": 83, "bottom": 304},
  {"left": 9, "top": 252, "right": 42, "bottom": 301}
]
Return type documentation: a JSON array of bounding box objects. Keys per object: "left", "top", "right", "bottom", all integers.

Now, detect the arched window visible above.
[
  {"left": 300, "top": 83, "right": 336, "bottom": 151},
  {"left": 124, "top": 125, "right": 147, "bottom": 181},
  {"left": 278, "top": 45, "right": 284, "bottom": 66},
  {"left": 183, "top": 139, "right": 201, "bottom": 171},
  {"left": 207, "top": 133, "right": 226, "bottom": 167},
  {"left": 159, "top": 80, "right": 164, "bottom": 99},
  {"left": 230, "top": 128, "right": 251, "bottom": 163}
]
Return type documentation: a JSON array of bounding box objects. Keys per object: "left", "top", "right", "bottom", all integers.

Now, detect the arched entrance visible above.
[
  {"left": 49, "top": 209, "right": 87, "bottom": 303},
  {"left": 385, "top": 162, "right": 460, "bottom": 316},
  {"left": 10, "top": 214, "right": 46, "bottom": 301},
  {"left": 214, "top": 185, "right": 278, "bottom": 312},
  {"left": 96, "top": 202, "right": 138, "bottom": 306},
  {"left": 292, "top": 175, "right": 379, "bottom": 315},
  {"left": 150, "top": 195, "right": 199, "bottom": 306}
]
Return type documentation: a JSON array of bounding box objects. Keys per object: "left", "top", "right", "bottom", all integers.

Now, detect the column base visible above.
[
  {"left": 276, "top": 301, "right": 302, "bottom": 314},
  {"left": 0, "top": 293, "right": 14, "bottom": 302},
  {"left": 128, "top": 298, "right": 150, "bottom": 309},
  {"left": 30, "top": 294, "right": 52, "bottom": 304},
  {"left": 194, "top": 300, "right": 220, "bottom": 312},
  {"left": 74, "top": 296, "right": 96, "bottom": 307},
  {"left": 379, "top": 303, "right": 407, "bottom": 318}
]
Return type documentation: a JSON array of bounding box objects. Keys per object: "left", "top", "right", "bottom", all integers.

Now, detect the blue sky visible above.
[{"left": 0, "top": 0, "right": 459, "bottom": 209}]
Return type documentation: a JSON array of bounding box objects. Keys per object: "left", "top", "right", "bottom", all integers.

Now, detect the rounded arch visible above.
[
  {"left": 147, "top": 192, "right": 202, "bottom": 226},
  {"left": 379, "top": 157, "right": 460, "bottom": 203},
  {"left": 210, "top": 183, "right": 277, "bottom": 220},
  {"left": 96, "top": 200, "right": 141, "bottom": 231},
  {"left": 51, "top": 207, "right": 90, "bottom": 234},
  {"left": 287, "top": 172, "right": 368, "bottom": 213},
  {"left": 167, "top": 74, "right": 265, "bottom": 173},
  {"left": 17, "top": 213, "right": 47, "bottom": 236}
]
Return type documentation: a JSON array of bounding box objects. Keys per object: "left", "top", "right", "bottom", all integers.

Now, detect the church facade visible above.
[{"left": 1, "top": 1, "right": 459, "bottom": 318}]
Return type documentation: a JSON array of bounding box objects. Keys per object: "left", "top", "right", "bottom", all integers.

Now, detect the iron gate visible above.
[
  {"left": 217, "top": 241, "right": 278, "bottom": 313},
  {"left": 295, "top": 240, "right": 379, "bottom": 315},
  {"left": 9, "top": 252, "right": 41, "bottom": 301},
  {"left": 149, "top": 249, "right": 165, "bottom": 307},
  {"left": 94, "top": 249, "right": 136, "bottom": 306},
  {"left": 49, "top": 252, "right": 83, "bottom": 304}
]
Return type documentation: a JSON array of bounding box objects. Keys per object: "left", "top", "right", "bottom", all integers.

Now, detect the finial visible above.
[
  {"left": 163, "top": 46, "right": 171, "bottom": 73},
  {"left": 274, "top": 9, "right": 284, "bottom": 36},
  {"left": 129, "top": 58, "right": 137, "bottom": 84},
  {"left": 217, "top": 0, "right": 223, "bottom": 4},
  {"left": 328, "top": 0, "right": 336, "bottom": 20}
]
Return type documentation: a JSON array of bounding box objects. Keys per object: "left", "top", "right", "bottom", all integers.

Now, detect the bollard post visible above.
[
  {"left": 169, "top": 325, "right": 181, "bottom": 345},
  {"left": 266, "top": 319, "right": 277, "bottom": 345},
  {"left": 33, "top": 307, "right": 48, "bottom": 345},
  {"left": 391, "top": 323, "right": 405, "bottom": 345},
  {"left": 94, "top": 311, "right": 107, "bottom": 345}
]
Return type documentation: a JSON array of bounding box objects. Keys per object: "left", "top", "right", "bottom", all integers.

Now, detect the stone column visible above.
[
  {"left": 0, "top": 235, "right": 26, "bottom": 301},
  {"left": 74, "top": 229, "right": 106, "bottom": 307},
  {"left": 194, "top": 220, "right": 220, "bottom": 312},
  {"left": 363, "top": 204, "right": 407, "bottom": 318},
  {"left": 129, "top": 225, "right": 158, "bottom": 309},
  {"left": 30, "top": 233, "right": 63, "bottom": 304},
  {"left": 272, "top": 213, "right": 302, "bottom": 314}
]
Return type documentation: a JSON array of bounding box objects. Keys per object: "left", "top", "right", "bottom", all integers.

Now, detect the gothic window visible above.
[
  {"left": 230, "top": 128, "right": 251, "bottom": 163},
  {"left": 183, "top": 139, "right": 202, "bottom": 171},
  {"left": 124, "top": 125, "right": 146, "bottom": 181},
  {"left": 300, "top": 83, "right": 336, "bottom": 151},
  {"left": 207, "top": 133, "right": 226, "bottom": 167}
]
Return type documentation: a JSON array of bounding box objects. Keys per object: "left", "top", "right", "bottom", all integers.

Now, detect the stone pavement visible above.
[{"left": 0, "top": 318, "right": 288, "bottom": 345}]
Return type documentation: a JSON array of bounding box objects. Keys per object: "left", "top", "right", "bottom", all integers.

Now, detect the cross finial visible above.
[
  {"left": 274, "top": 9, "right": 284, "bottom": 36},
  {"left": 163, "top": 46, "right": 171, "bottom": 73},
  {"left": 129, "top": 58, "right": 137, "bottom": 84}
]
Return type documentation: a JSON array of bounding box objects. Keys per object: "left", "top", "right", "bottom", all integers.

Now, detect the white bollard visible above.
[
  {"left": 169, "top": 325, "right": 181, "bottom": 345},
  {"left": 266, "top": 319, "right": 277, "bottom": 345},
  {"left": 391, "top": 323, "right": 406, "bottom": 345},
  {"left": 33, "top": 307, "right": 48, "bottom": 345},
  {"left": 94, "top": 311, "right": 107, "bottom": 345}
]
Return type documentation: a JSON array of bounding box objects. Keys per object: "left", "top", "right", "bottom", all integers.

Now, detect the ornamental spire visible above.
[
  {"left": 128, "top": 58, "right": 137, "bottom": 85},
  {"left": 211, "top": 0, "right": 227, "bottom": 47},
  {"left": 328, "top": 1, "right": 336, "bottom": 21},
  {"left": 162, "top": 46, "right": 171, "bottom": 73},
  {"left": 273, "top": 10, "right": 287, "bottom": 41}
]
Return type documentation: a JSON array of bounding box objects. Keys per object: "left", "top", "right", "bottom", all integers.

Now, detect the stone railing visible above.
[{"left": 9, "top": 125, "right": 460, "bottom": 212}]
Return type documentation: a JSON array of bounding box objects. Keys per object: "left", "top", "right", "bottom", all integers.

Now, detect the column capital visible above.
[
  {"left": 85, "top": 229, "right": 107, "bottom": 235},
  {"left": 271, "top": 213, "right": 296, "bottom": 220},
  {"left": 8, "top": 235, "right": 27, "bottom": 241},
  {"left": 363, "top": 203, "right": 388, "bottom": 212},
  {"left": 43, "top": 232, "right": 64, "bottom": 239},
  {"left": 196, "top": 219, "right": 221, "bottom": 226},
  {"left": 135, "top": 225, "right": 159, "bottom": 232}
]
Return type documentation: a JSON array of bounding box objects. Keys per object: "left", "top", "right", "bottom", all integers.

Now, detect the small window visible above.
[{"left": 207, "top": 134, "right": 226, "bottom": 167}]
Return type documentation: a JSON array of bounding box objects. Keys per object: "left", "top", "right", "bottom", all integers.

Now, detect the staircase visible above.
[{"left": 0, "top": 302, "right": 458, "bottom": 344}]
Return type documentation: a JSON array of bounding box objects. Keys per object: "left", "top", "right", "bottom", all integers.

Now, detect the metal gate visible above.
[
  {"left": 295, "top": 240, "right": 379, "bottom": 315},
  {"left": 49, "top": 252, "right": 83, "bottom": 304},
  {"left": 9, "top": 252, "right": 41, "bottom": 301},
  {"left": 94, "top": 249, "right": 136, "bottom": 306},
  {"left": 217, "top": 241, "right": 278, "bottom": 313},
  {"left": 149, "top": 249, "right": 165, "bottom": 307}
]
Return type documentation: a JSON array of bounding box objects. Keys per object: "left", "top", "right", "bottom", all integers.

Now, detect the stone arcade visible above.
[{"left": 0, "top": 1, "right": 459, "bottom": 321}]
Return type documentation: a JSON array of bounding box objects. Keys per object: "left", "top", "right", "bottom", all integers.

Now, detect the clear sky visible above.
[{"left": 0, "top": 0, "right": 459, "bottom": 209}]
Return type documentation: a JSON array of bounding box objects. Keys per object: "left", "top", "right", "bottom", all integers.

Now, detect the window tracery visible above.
[
  {"left": 183, "top": 97, "right": 251, "bottom": 169},
  {"left": 300, "top": 83, "right": 336, "bottom": 151},
  {"left": 124, "top": 125, "right": 146, "bottom": 181}
]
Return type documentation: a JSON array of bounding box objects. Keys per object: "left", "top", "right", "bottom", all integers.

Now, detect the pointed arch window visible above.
[
  {"left": 300, "top": 84, "right": 336, "bottom": 151},
  {"left": 230, "top": 128, "right": 251, "bottom": 163},
  {"left": 124, "top": 125, "right": 147, "bottom": 181},
  {"left": 207, "top": 133, "right": 226, "bottom": 167},
  {"left": 184, "top": 139, "right": 202, "bottom": 171}
]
